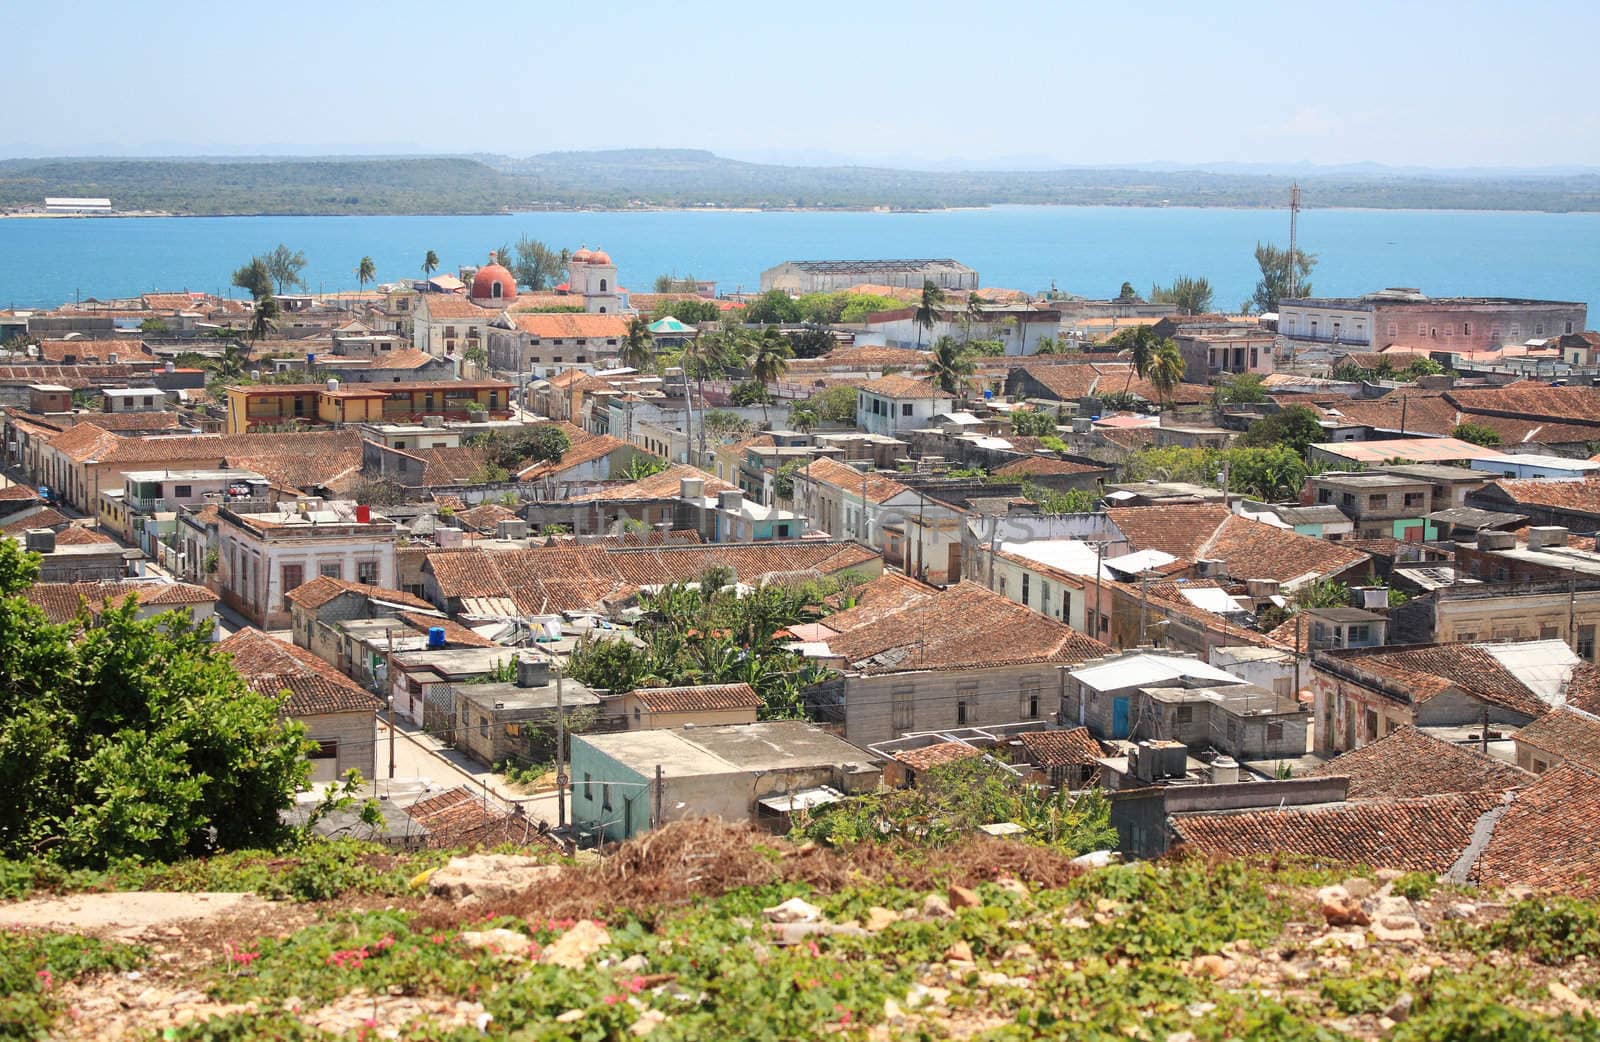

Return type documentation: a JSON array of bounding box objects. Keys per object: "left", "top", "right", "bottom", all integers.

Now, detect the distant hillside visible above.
[
  {"left": 0, "top": 157, "right": 540, "bottom": 215},
  {"left": 5, "top": 151, "right": 1600, "bottom": 215}
]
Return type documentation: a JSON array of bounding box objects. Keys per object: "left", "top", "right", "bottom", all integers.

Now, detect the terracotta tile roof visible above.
[
  {"left": 1265, "top": 612, "right": 1311, "bottom": 649},
  {"left": 824, "top": 581, "right": 1110, "bottom": 675},
  {"left": 895, "top": 741, "right": 985, "bottom": 772},
  {"left": 1172, "top": 790, "right": 1503, "bottom": 873},
  {"left": 1304, "top": 726, "right": 1531, "bottom": 799},
  {"left": 45, "top": 425, "right": 364, "bottom": 493},
  {"left": 23, "top": 580, "right": 217, "bottom": 623},
  {"left": 1106, "top": 505, "right": 1232, "bottom": 559},
  {"left": 1019, "top": 362, "right": 1212, "bottom": 405},
  {"left": 1513, "top": 708, "right": 1600, "bottom": 773},
  {"left": 1475, "top": 763, "right": 1600, "bottom": 897},
  {"left": 798, "top": 457, "right": 910, "bottom": 504},
  {"left": 46, "top": 422, "right": 124, "bottom": 463},
  {"left": 507, "top": 313, "right": 629, "bottom": 339},
  {"left": 456, "top": 502, "right": 520, "bottom": 534},
  {"left": 0, "top": 364, "right": 147, "bottom": 389},
  {"left": 1566, "top": 664, "right": 1600, "bottom": 714},
  {"left": 632, "top": 682, "right": 762, "bottom": 713},
  {"left": 396, "top": 611, "right": 498, "bottom": 648},
  {"left": 1317, "top": 394, "right": 1458, "bottom": 436},
  {"left": 992, "top": 456, "right": 1104, "bottom": 478},
  {"left": 815, "top": 573, "right": 939, "bottom": 634},
  {"left": 1017, "top": 727, "right": 1105, "bottom": 768},
  {"left": 1316, "top": 643, "right": 1553, "bottom": 719},
  {"left": 12, "top": 409, "right": 184, "bottom": 434},
  {"left": 568, "top": 464, "right": 733, "bottom": 503},
  {"left": 52, "top": 526, "right": 116, "bottom": 545},
  {"left": 140, "top": 292, "right": 203, "bottom": 311},
  {"left": 0, "top": 485, "right": 40, "bottom": 502},
  {"left": 284, "top": 575, "right": 432, "bottom": 612},
  {"left": 416, "top": 295, "right": 494, "bottom": 320},
  {"left": 1447, "top": 385, "right": 1600, "bottom": 425},
  {"left": 859, "top": 373, "right": 943, "bottom": 399},
  {"left": 36, "top": 339, "right": 155, "bottom": 364},
  {"left": 788, "top": 346, "right": 928, "bottom": 372},
  {"left": 429, "top": 540, "right": 879, "bottom": 615},
  {"left": 218, "top": 627, "right": 383, "bottom": 717},
  {"left": 517, "top": 427, "right": 628, "bottom": 480},
  {"left": 365, "top": 348, "right": 437, "bottom": 370},
  {"left": 409, "top": 446, "right": 492, "bottom": 486},
  {"left": 2, "top": 508, "right": 70, "bottom": 534},
  {"left": 406, "top": 786, "right": 541, "bottom": 849},
  {"left": 1479, "top": 477, "right": 1600, "bottom": 516},
  {"left": 1199, "top": 515, "right": 1372, "bottom": 585}
]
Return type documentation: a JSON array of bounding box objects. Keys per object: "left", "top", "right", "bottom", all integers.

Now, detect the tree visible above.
[
  {"left": 422, "top": 250, "right": 439, "bottom": 277},
  {"left": 742, "top": 290, "right": 802, "bottom": 325},
  {"left": 747, "top": 327, "right": 793, "bottom": 421},
  {"left": 264, "top": 244, "right": 307, "bottom": 294},
  {"left": 1117, "top": 281, "right": 1141, "bottom": 302},
  {"left": 1120, "top": 327, "right": 1162, "bottom": 395},
  {"left": 0, "top": 539, "right": 309, "bottom": 866},
  {"left": 1402, "top": 358, "right": 1446, "bottom": 379},
  {"left": 461, "top": 343, "right": 488, "bottom": 375},
  {"left": 913, "top": 279, "right": 945, "bottom": 349},
  {"left": 797, "top": 385, "right": 859, "bottom": 427},
  {"left": 1145, "top": 340, "right": 1186, "bottom": 407},
  {"left": 355, "top": 256, "right": 376, "bottom": 291},
  {"left": 1453, "top": 421, "right": 1503, "bottom": 447},
  {"left": 1011, "top": 409, "right": 1059, "bottom": 436},
  {"left": 231, "top": 257, "right": 272, "bottom": 301},
  {"left": 787, "top": 327, "right": 835, "bottom": 359},
  {"left": 512, "top": 236, "right": 567, "bottom": 291},
  {"left": 923, "top": 335, "right": 974, "bottom": 398},
  {"left": 1240, "top": 405, "right": 1325, "bottom": 459},
  {"left": 1216, "top": 372, "right": 1268, "bottom": 404},
  {"left": 248, "top": 294, "right": 280, "bottom": 342},
  {"left": 622, "top": 455, "right": 669, "bottom": 482},
  {"left": 963, "top": 292, "right": 988, "bottom": 343},
  {"left": 139, "top": 317, "right": 170, "bottom": 335},
  {"left": 1149, "top": 275, "right": 1214, "bottom": 315},
  {"left": 1251, "top": 242, "right": 1316, "bottom": 314},
  {"left": 488, "top": 424, "right": 571, "bottom": 470},
  {"left": 1022, "top": 483, "right": 1098, "bottom": 514},
  {"left": 654, "top": 297, "right": 721, "bottom": 325},
  {"left": 654, "top": 273, "right": 699, "bottom": 294},
  {"left": 620, "top": 316, "right": 655, "bottom": 371}
]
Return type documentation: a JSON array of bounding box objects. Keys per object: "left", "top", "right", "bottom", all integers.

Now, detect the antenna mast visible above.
[{"left": 1287, "top": 183, "right": 1301, "bottom": 301}]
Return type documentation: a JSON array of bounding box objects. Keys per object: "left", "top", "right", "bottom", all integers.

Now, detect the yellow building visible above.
[{"left": 225, "top": 380, "right": 514, "bottom": 434}]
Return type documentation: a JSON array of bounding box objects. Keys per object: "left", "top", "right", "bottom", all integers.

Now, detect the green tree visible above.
[
  {"left": 1145, "top": 340, "right": 1186, "bottom": 407},
  {"left": 796, "top": 385, "right": 859, "bottom": 426},
  {"left": 620, "top": 316, "right": 655, "bottom": 371},
  {"left": 962, "top": 291, "right": 988, "bottom": 343},
  {"left": 1216, "top": 372, "right": 1268, "bottom": 404},
  {"left": 139, "top": 317, "right": 170, "bottom": 335},
  {"left": 1149, "top": 275, "right": 1214, "bottom": 315},
  {"left": 742, "top": 290, "right": 802, "bottom": 325},
  {"left": 461, "top": 343, "right": 488, "bottom": 374},
  {"left": 1011, "top": 409, "right": 1059, "bottom": 436},
  {"left": 512, "top": 235, "right": 567, "bottom": 290},
  {"left": 1117, "top": 281, "right": 1141, "bottom": 301},
  {"left": 1022, "top": 482, "right": 1098, "bottom": 513},
  {"left": 422, "top": 250, "right": 439, "bottom": 277},
  {"left": 355, "top": 256, "right": 376, "bottom": 291},
  {"left": 797, "top": 292, "right": 846, "bottom": 325},
  {"left": 747, "top": 328, "right": 793, "bottom": 421},
  {"left": 837, "top": 293, "right": 904, "bottom": 323},
  {"left": 248, "top": 294, "right": 280, "bottom": 342},
  {"left": 1453, "top": 421, "right": 1503, "bottom": 447},
  {"left": 488, "top": 424, "right": 571, "bottom": 470},
  {"left": 1251, "top": 242, "right": 1316, "bottom": 314},
  {"left": 1240, "top": 405, "right": 1325, "bottom": 458},
  {"left": 924, "top": 335, "right": 974, "bottom": 398},
  {"left": 622, "top": 455, "right": 669, "bottom": 481},
  {"left": 1403, "top": 358, "right": 1446, "bottom": 379},
  {"left": 231, "top": 257, "right": 272, "bottom": 301},
  {"left": 1119, "top": 327, "right": 1162, "bottom": 394},
  {"left": 654, "top": 297, "right": 721, "bottom": 325},
  {"left": 263, "top": 244, "right": 308, "bottom": 294},
  {"left": 913, "top": 279, "right": 945, "bottom": 349},
  {"left": 0, "top": 540, "right": 309, "bottom": 866}
]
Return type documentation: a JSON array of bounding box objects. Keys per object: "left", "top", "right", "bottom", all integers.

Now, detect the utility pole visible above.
[
  {"left": 1093, "top": 540, "right": 1105, "bottom": 642},
  {"left": 385, "top": 628, "right": 396, "bottom": 779},
  {"left": 1287, "top": 183, "right": 1302, "bottom": 302},
  {"left": 1480, "top": 705, "right": 1489, "bottom": 754},
  {"left": 654, "top": 764, "right": 664, "bottom": 827},
  {"left": 1138, "top": 571, "right": 1150, "bottom": 645},
  {"left": 555, "top": 659, "right": 567, "bottom": 830}
]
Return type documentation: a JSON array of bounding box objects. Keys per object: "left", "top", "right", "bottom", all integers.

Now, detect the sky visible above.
[{"left": 5, "top": 0, "right": 1596, "bottom": 169}]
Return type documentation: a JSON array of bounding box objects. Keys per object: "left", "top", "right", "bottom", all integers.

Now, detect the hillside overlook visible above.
[{"left": 3, "top": 821, "right": 1599, "bottom": 1041}]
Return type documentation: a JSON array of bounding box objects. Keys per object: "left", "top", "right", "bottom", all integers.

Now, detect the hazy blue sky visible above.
[{"left": 6, "top": 0, "right": 1593, "bottom": 168}]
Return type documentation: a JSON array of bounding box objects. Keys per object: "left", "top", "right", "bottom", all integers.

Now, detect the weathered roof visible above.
[
  {"left": 632, "top": 682, "right": 763, "bottom": 713},
  {"left": 1017, "top": 727, "right": 1105, "bottom": 768},
  {"left": 218, "top": 627, "right": 383, "bottom": 717},
  {"left": 797, "top": 457, "right": 910, "bottom": 504},
  {"left": 23, "top": 580, "right": 217, "bottom": 624},
  {"left": 1513, "top": 708, "right": 1600, "bottom": 773},
  {"left": 1304, "top": 726, "right": 1530, "bottom": 799},
  {"left": 284, "top": 575, "right": 432, "bottom": 612},
  {"left": 1475, "top": 763, "right": 1600, "bottom": 898},
  {"left": 894, "top": 741, "right": 985, "bottom": 772}
]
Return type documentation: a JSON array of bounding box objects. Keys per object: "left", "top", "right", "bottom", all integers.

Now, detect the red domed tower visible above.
[{"left": 470, "top": 252, "right": 518, "bottom": 304}]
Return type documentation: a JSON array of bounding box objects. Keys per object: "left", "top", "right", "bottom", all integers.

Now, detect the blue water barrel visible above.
[{"left": 427, "top": 626, "right": 446, "bottom": 648}]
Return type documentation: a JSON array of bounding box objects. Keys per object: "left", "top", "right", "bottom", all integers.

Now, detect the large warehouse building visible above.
[{"left": 760, "top": 258, "right": 979, "bottom": 294}]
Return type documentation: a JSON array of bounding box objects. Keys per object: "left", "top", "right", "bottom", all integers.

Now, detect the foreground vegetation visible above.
[{"left": 4, "top": 822, "right": 1600, "bottom": 1041}]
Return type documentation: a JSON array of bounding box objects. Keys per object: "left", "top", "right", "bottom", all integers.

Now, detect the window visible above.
[
  {"left": 1021, "top": 574, "right": 1030, "bottom": 606},
  {"left": 1581, "top": 625, "right": 1597, "bottom": 661},
  {"left": 309, "top": 740, "right": 338, "bottom": 760},
  {"left": 956, "top": 700, "right": 968, "bottom": 725},
  {"left": 357, "top": 561, "right": 378, "bottom": 585},
  {"left": 1175, "top": 705, "right": 1194, "bottom": 723},
  {"left": 1348, "top": 625, "right": 1371, "bottom": 643},
  {"left": 1403, "top": 492, "right": 1425, "bottom": 508},
  {"left": 1020, "top": 680, "right": 1041, "bottom": 720},
  {"left": 1387, "top": 322, "right": 1398, "bottom": 338},
  {"left": 601, "top": 783, "right": 612, "bottom": 810},
  {"left": 1341, "top": 493, "right": 1355, "bottom": 507},
  {"left": 319, "top": 562, "right": 343, "bottom": 579},
  {"left": 1364, "top": 709, "right": 1379, "bottom": 740},
  {"left": 1267, "top": 722, "right": 1284, "bottom": 741},
  {"left": 583, "top": 772, "right": 592, "bottom": 799},
  {"left": 901, "top": 403, "right": 913, "bottom": 416},
  {"left": 1417, "top": 322, "right": 1427, "bottom": 337},
  {"left": 1226, "top": 718, "right": 1239, "bottom": 741},
  {"left": 461, "top": 701, "right": 469, "bottom": 725},
  {"left": 1533, "top": 758, "right": 1548, "bottom": 774},
  {"left": 478, "top": 715, "right": 488, "bottom": 739},
  {"left": 1367, "top": 494, "right": 1388, "bottom": 509},
  {"left": 1536, "top": 324, "right": 1545, "bottom": 336},
  {"left": 1541, "top": 624, "right": 1559, "bottom": 640},
  {"left": 281, "top": 563, "right": 304, "bottom": 601},
  {"left": 1463, "top": 322, "right": 1472, "bottom": 336},
  {"left": 892, "top": 685, "right": 915, "bottom": 732},
  {"left": 599, "top": 278, "right": 608, "bottom": 292},
  {"left": 1318, "top": 488, "right": 1332, "bottom": 504}
]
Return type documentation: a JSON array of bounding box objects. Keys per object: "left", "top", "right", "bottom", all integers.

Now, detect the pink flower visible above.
[
  {"left": 806, "top": 941, "right": 821, "bottom": 958},
  {"left": 603, "top": 993, "right": 624, "bottom": 1006},
  {"left": 622, "top": 976, "right": 647, "bottom": 994},
  {"left": 35, "top": 969, "right": 53, "bottom": 991}
]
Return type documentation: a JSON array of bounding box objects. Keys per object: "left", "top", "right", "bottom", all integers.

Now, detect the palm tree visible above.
[
  {"left": 962, "top": 291, "right": 986, "bottom": 343},
  {"left": 248, "top": 295, "right": 280, "bottom": 343},
  {"left": 747, "top": 327, "right": 793, "bottom": 422},
  {"left": 678, "top": 335, "right": 708, "bottom": 465},
  {"left": 621, "top": 316, "right": 655, "bottom": 371},
  {"left": 422, "top": 250, "right": 439, "bottom": 277},
  {"left": 923, "top": 335, "right": 975, "bottom": 399},
  {"left": 1122, "top": 327, "right": 1158, "bottom": 395},
  {"left": 913, "top": 279, "right": 945, "bottom": 350},
  {"left": 355, "top": 256, "right": 376, "bottom": 292},
  {"left": 1145, "top": 340, "right": 1186, "bottom": 408}
]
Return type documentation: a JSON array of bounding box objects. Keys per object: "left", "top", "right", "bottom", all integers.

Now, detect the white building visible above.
[
  {"left": 855, "top": 374, "right": 956, "bottom": 437},
  {"left": 565, "top": 248, "right": 624, "bottom": 314},
  {"left": 857, "top": 304, "right": 1062, "bottom": 355},
  {"left": 760, "top": 259, "right": 978, "bottom": 294}
]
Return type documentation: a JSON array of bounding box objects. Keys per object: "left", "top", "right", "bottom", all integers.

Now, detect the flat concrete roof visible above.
[{"left": 579, "top": 720, "right": 873, "bottom": 779}]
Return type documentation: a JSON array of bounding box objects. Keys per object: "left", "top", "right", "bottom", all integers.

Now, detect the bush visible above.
[{"left": 1454, "top": 896, "right": 1600, "bottom": 965}]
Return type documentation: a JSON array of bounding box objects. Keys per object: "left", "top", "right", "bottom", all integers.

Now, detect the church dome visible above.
[
  {"left": 588, "top": 249, "right": 612, "bottom": 266},
  {"left": 470, "top": 257, "right": 517, "bottom": 302},
  {"left": 570, "top": 248, "right": 594, "bottom": 263}
]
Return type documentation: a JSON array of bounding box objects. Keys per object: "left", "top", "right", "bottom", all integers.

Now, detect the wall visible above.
[
  {"left": 838, "top": 663, "right": 1058, "bottom": 746},
  {"left": 299, "top": 708, "right": 376, "bottom": 783},
  {"left": 568, "top": 740, "right": 653, "bottom": 844}
]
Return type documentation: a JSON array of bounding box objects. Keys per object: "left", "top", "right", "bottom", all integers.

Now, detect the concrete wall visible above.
[
  {"left": 299, "top": 708, "right": 376, "bottom": 783},
  {"left": 837, "top": 664, "right": 1058, "bottom": 746}
]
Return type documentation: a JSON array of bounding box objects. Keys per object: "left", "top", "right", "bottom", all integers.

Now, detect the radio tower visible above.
[{"left": 1287, "top": 183, "right": 1301, "bottom": 301}]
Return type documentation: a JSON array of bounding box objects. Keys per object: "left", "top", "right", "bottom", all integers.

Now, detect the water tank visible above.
[
  {"left": 307, "top": 352, "right": 317, "bottom": 366},
  {"left": 427, "top": 626, "right": 446, "bottom": 648},
  {"left": 516, "top": 655, "right": 551, "bottom": 688},
  {"left": 1210, "top": 756, "right": 1240, "bottom": 785},
  {"left": 355, "top": 504, "right": 372, "bottom": 524},
  {"left": 24, "top": 529, "right": 55, "bottom": 553},
  {"left": 326, "top": 378, "right": 340, "bottom": 393}
]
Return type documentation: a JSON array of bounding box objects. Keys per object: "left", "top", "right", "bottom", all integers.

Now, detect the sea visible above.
[{"left": 2, "top": 205, "right": 1598, "bottom": 313}]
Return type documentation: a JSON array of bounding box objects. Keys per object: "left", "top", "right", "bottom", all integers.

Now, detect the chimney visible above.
[{"left": 1526, "top": 526, "right": 1569, "bottom": 551}]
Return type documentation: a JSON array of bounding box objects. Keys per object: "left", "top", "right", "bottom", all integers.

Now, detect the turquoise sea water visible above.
[{"left": 1, "top": 205, "right": 1597, "bottom": 312}]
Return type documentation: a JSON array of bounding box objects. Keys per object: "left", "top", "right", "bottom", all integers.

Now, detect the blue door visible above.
[{"left": 1112, "top": 697, "right": 1130, "bottom": 738}]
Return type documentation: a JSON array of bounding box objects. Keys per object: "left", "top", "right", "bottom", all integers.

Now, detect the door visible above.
[
  {"left": 946, "top": 545, "right": 962, "bottom": 583},
  {"left": 1112, "top": 697, "right": 1130, "bottom": 739}
]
